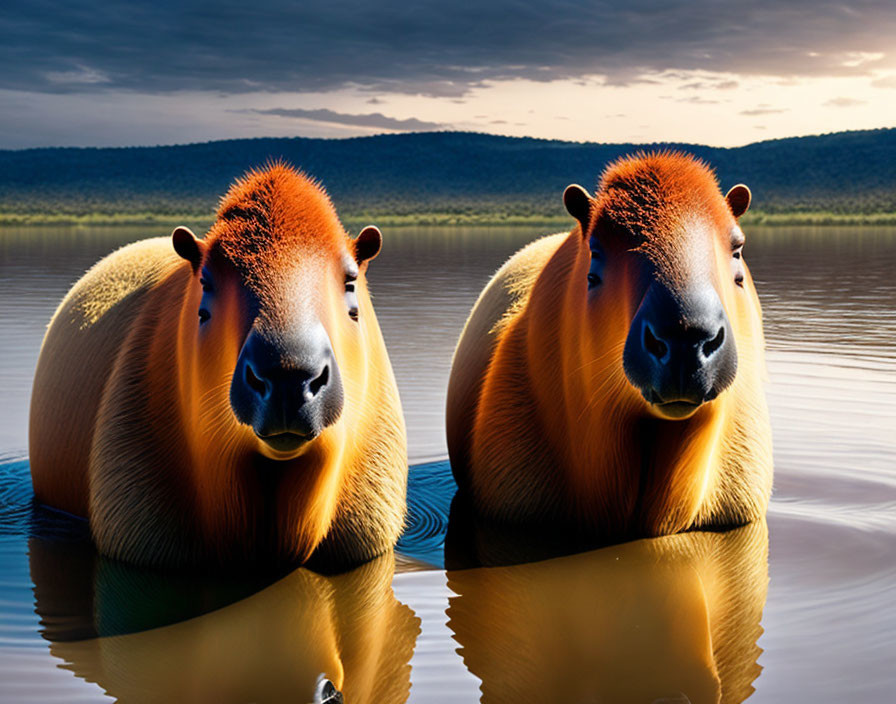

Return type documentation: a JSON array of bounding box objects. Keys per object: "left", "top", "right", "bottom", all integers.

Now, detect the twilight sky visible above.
[{"left": 1, "top": 0, "right": 895, "bottom": 148}]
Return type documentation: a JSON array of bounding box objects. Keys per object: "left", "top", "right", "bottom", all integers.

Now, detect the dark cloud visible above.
[
  {"left": 246, "top": 107, "right": 444, "bottom": 130},
  {"left": 2, "top": 0, "right": 895, "bottom": 97},
  {"left": 823, "top": 97, "right": 867, "bottom": 107}
]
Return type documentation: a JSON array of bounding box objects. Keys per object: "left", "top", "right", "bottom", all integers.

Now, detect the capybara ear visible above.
[
  {"left": 355, "top": 226, "right": 383, "bottom": 265},
  {"left": 172, "top": 226, "right": 204, "bottom": 272},
  {"left": 563, "top": 184, "right": 594, "bottom": 234},
  {"left": 725, "top": 184, "right": 752, "bottom": 218}
]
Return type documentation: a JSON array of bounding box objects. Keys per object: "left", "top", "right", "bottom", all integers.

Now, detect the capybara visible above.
[
  {"left": 447, "top": 521, "right": 768, "bottom": 704},
  {"left": 29, "top": 163, "right": 407, "bottom": 570},
  {"left": 446, "top": 152, "right": 772, "bottom": 539}
]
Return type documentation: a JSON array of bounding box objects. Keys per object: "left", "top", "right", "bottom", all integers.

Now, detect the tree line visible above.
[{"left": 1, "top": 129, "right": 894, "bottom": 220}]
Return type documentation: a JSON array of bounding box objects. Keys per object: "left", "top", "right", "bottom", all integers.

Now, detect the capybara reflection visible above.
[
  {"left": 29, "top": 535, "right": 419, "bottom": 704},
  {"left": 447, "top": 521, "right": 769, "bottom": 704},
  {"left": 447, "top": 152, "right": 771, "bottom": 538},
  {"left": 29, "top": 163, "right": 407, "bottom": 570}
]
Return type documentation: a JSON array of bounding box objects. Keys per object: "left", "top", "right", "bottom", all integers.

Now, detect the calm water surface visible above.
[{"left": 1, "top": 225, "right": 895, "bottom": 702}]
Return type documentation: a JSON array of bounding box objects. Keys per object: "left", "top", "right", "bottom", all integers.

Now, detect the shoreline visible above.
[{"left": 1, "top": 210, "right": 895, "bottom": 228}]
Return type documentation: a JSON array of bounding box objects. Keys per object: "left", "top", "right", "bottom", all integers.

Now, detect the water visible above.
[{"left": 1, "top": 224, "right": 895, "bottom": 702}]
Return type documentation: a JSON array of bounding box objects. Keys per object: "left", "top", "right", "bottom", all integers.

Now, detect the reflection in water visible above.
[
  {"left": 447, "top": 522, "right": 768, "bottom": 704},
  {"left": 29, "top": 529, "right": 420, "bottom": 703},
  {"left": 2, "top": 225, "right": 896, "bottom": 701}
]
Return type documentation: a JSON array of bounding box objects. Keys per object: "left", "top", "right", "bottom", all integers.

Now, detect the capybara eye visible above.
[
  {"left": 199, "top": 270, "right": 214, "bottom": 323},
  {"left": 732, "top": 246, "right": 745, "bottom": 286},
  {"left": 587, "top": 251, "right": 604, "bottom": 289},
  {"left": 345, "top": 280, "right": 359, "bottom": 321}
]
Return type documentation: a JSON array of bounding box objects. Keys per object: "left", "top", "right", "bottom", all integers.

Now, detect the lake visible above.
[{"left": 1, "top": 224, "right": 895, "bottom": 702}]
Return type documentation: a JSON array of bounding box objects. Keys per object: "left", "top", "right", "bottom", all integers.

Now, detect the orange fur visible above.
[
  {"left": 446, "top": 152, "right": 772, "bottom": 539},
  {"left": 30, "top": 164, "right": 407, "bottom": 569}
]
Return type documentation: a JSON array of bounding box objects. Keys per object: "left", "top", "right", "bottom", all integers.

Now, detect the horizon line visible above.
[{"left": 2, "top": 125, "right": 894, "bottom": 154}]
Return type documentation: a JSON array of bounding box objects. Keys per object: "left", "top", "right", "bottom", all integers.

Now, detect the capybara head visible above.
[
  {"left": 564, "top": 152, "right": 756, "bottom": 421},
  {"left": 172, "top": 163, "right": 383, "bottom": 460}
]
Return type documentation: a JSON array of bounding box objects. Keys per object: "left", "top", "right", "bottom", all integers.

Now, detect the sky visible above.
[{"left": 1, "top": 0, "right": 895, "bottom": 149}]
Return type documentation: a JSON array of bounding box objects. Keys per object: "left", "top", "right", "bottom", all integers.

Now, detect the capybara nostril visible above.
[
  {"left": 643, "top": 322, "right": 669, "bottom": 363},
  {"left": 701, "top": 326, "right": 725, "bottom": 359},
  {"left": 306, "top": 364, "right": 329, "bottom": 401},
  {"left": 245, "top": 362, "right": 268, "bottom": 398}
]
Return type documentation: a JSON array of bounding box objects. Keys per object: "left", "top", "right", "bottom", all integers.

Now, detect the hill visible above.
[{"left": 1, "top": 129, "right": 895, "bottom": 225}]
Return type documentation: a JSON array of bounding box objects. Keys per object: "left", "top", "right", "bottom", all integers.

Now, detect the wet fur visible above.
[
  {"left": 30, "top": 165, "right": 407, "bottom": 569},
  {"left": 446, "top": 152, "right": 772, "bottom": 538}
]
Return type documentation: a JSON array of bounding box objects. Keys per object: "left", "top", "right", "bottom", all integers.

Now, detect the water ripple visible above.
[{"left": 396, "top": 460, "right": 456, "bottom": 569}]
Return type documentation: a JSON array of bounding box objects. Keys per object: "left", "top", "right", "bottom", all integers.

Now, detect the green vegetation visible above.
[
  {"left": 2, "top": 129, "right": 895, "bottom": 226},
  {"left": 2, "top": 210, "right": 896, "bottom": 228}
]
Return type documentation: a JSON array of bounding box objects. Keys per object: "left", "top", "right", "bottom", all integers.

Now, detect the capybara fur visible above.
[
  {"left": 30, "top": 163, "right": 407, "bottom": 570},
  {"left": 446, "top": 152, "right": 772, "bottom": 540}
]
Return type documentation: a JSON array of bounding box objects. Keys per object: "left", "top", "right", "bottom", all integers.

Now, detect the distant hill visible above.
[{"left": 1, "top": 129, "right": 895, "bottom": 224}]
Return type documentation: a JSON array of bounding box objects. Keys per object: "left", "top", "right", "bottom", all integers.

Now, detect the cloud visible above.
[
  {"left": 44, "top": 64, "right": 110, "bottom": 85},
  {"left": 678, "top": 79, "right": 739, "bottom": 91},
  {"left": 871, "top": 74, "right": 896, "bottom": 88},
  {"left": 715, "top": 80, "right": 740, "bottom": 90},
  {"left": 676, "top": 96, "right": 721, "bottom": 104},
  {"left": 740, "top": 106, "right": 788, "bottom": 116},
  {"left": 823, "top": 97, "right": 867, "bottom": 107},
  {"left": 246, "top": 107, "right": 444, "bottom": 131},
  {"left": 840, "top": 51, "right": 884, "bottom": 67},
  {"left": 2, "top": 0, "right": 896, "bottom": 97}
]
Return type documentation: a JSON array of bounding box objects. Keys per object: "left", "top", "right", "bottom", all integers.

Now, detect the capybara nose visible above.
[
  {"left": 642, "top": 320, "right": 727, "bottom": 366},
  {"left": 231, "top": 323, "right": 344, "bottom": 450},
  {"left": 623, "top": 282, "right": 737, "bottom": 415},
  {"left": 243, "top": 355, "right": 331, "bottom": 405}
]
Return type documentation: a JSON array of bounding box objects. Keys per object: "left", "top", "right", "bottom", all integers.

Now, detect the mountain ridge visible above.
[{"left": 2, "top": 128, "right": 894, "bottom": 222}]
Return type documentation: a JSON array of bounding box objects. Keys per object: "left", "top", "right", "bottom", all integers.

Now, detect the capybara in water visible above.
[
  {"left": 29, "top": 163, "right": 407, "bottom": 570},
  {"left": 447, "top": 152, "right": 772, "bottom": 540}
]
